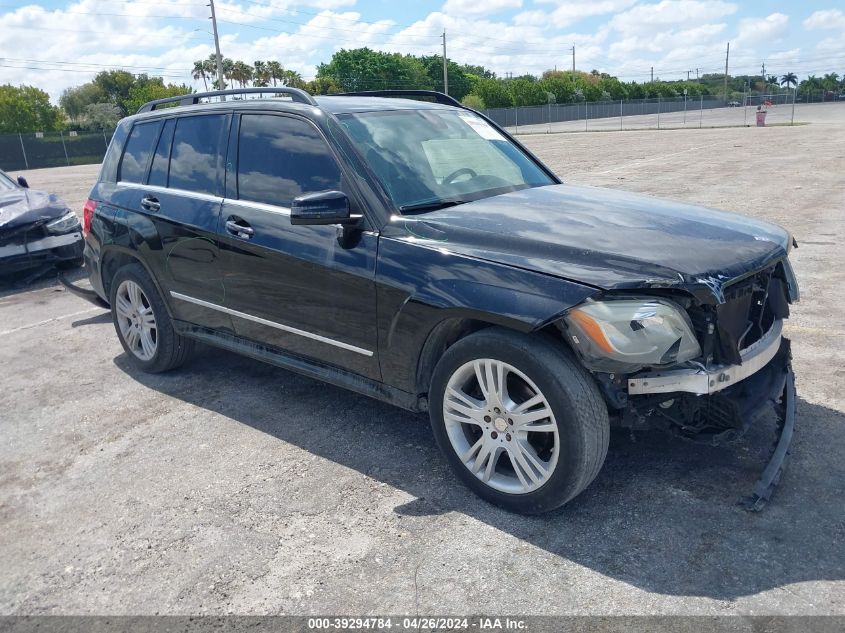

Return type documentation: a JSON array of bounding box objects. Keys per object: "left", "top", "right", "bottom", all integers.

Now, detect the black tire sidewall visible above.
[{"left": 429, "top": 328, "right": 608, "bottom": 514}]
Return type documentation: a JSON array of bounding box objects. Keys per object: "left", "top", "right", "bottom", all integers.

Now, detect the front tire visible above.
[
  {"left": 429, "top": 327, "right": 609, "bottom": 514},
  {"left": 109, "top": 263, "right": 193, "bottom": 373}
]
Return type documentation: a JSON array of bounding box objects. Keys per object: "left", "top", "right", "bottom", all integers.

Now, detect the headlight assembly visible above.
[
  {"left": 45, "top": 210, "right": 81, "bottom": 234},
  {"left": 562, "top": 298, "right": 701, "bottom": 373}
]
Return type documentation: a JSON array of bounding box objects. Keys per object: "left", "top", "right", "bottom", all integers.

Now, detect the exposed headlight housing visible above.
[
  {"left": 562, "top": 298, "right": 701, "bottom": 373},
  {"left": 45, "top": 210, "right": 81, "bottom": 234}
]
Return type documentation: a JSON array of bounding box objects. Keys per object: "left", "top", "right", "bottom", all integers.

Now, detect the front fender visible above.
[{"left": 376, "top": 236, "right": 597, "bottom": 394}]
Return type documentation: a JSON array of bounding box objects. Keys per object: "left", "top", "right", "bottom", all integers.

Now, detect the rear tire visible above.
[
  {"left": 109, "top": 263, "right": 193, "bottom": 373},
  {"left": 429, "top": 327, "right": 609, "bottom": 514}
]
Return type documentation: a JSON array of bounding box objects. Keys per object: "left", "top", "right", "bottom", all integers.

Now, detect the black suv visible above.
[{"left": 67, "top": 88, "right": 798, "bottom": 513}]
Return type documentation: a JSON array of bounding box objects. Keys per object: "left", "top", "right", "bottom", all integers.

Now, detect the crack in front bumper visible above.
[{"left": 627, "top": 320, "right": 784, "bottom": 396}]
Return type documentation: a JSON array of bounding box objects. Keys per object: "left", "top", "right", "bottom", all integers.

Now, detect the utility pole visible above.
[
  {"left": 761, "top": 62, "right": 766, "bottom": 96},
  {"left": 687, "top": 70, "right": 691, "bottom": 81},
  {"left": 208, "top": 0, "right": 225, "bottom": 92},
  {"left": 650, "top": 66, "right": 653, "bottom": 83},
  {"left": 724, "top": 42, "right": 730, "bottom": 104},
  {"left": 696, "top": 68, "right": 700, "bottom": 82},
  {"left": 571, "top": 46, "right": 575, "bottom": 82},
  {"left": 441, "top": 30, "right": 449, "bottom": 96}
]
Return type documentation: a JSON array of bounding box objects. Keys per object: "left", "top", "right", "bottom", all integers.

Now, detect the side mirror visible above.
[
  {"left": 290, "top": 191, "right": 358, "bottom": 226},
  {"left": 16, "top": 176, "right": 29, "bottom": 188}
]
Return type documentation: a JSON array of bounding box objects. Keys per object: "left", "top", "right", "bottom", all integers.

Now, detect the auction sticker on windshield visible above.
[{"left": 457, "top": 112, "right": 506, "bottom": 141}]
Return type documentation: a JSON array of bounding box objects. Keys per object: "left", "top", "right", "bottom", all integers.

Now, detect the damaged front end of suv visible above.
[{"left": 559, "top": 250, "right": 798, "bottom": 510}]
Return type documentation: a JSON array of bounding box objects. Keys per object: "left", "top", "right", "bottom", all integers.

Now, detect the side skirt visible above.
[{"left": 174, "top": 321, "right": 424, "bottom": 413}]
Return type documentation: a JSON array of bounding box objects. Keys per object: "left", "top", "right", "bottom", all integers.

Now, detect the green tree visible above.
[
  {"left": 0, "top": 84, "right": 63, "bottom": 133},
  {"left": 281, "top": 69, "right": 306, "bottom": 89},
  {"left": 317, "top": 48, "right": 432, "bottom": 92},
  {"left": 780, "top": 72, "right": 798, "bottom": 90},
  {"left": 253, "top": 61, "right": 271, "bottom": 87},
  {"left": 460, "top": 94, "right": 485, "bottom": 110},
  {"left": 91, "top": 70, "right": 137, "bottom": 115},
  {"left": 82, "top": 103, "right": 122, "bottom": 130},
  {"left": 267, "top": 61, "right": 284, "bottom": 87},
  {"left": 418, "top": 55, "right": 472, "bottom": 100},
  {"left": 306, "top": 76, "right": 341, "bottom": 95},
  {"left": 123, "top": 80, "right": 191, "bottom": 115},
  {"left": 193, "top": 60, "right": 209, "bottom": 91},
  {"left": 508, "top": 78, "right": 546, "bottom": 106},
  {"left": 60, "top": 83, "right": 105, "bottom": 123},
  {"left": 231, "top": 61, "right": 253, "bottom": 88},
  {"left": 471, "top": 78, "right": 512, "bottom": 108}
]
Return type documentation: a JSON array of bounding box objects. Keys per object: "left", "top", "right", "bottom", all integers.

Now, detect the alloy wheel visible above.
[
  {"left": 115, "top": 279, "right": 158, "bottom": 361},
  {"left": 443, "top": 359, "right": 560, "bottom": 494}
]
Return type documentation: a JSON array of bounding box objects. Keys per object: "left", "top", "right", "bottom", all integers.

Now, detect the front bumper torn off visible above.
[{"left": 626, "top": 321, "right": 796, "bottom": 511}]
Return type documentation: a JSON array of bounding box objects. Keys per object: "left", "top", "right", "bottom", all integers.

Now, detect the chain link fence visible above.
[
  {"left": 0, "top": 129, "right": 114, "bottom": 171},
  {"left": 481, "top": 93, "right": 817, "bottom": 134}
]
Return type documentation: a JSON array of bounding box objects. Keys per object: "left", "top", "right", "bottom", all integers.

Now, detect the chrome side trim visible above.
[
  {"left": 627, "top": 320, "right": 784, "bottom": 396},
  {"left": 117, "top": 182, "right": 223, "bottom": 204},
  {"left": 224, "top": 198, "right": 291, "bottom": 216},
  {"left": 169, "top": 291, "right": 374, "bottom": 357}
]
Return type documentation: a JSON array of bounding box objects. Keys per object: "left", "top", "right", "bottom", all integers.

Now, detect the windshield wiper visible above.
[{"left": 399, "top": 198, "right": 468, "bottom": 214}]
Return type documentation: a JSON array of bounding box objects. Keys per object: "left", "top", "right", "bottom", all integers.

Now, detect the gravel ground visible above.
[{"left": 1, "top": 104, "right": 843, "bottom": 616}]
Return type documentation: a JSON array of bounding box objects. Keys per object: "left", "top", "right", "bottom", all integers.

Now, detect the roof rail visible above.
[
  {"left": 137, "top": 87, "right": 317, "bottom": 113},
  {"left": 334, "top": 90, "right": 463, "bottom": 108}
]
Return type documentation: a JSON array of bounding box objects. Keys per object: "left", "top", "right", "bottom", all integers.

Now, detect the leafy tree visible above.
[
  {"left": 91, "top": 70, "right": 137, "bottom": 115},
  {"left": 508, "top": 78, "right": 546, "bottom": 106},
  {"left": 60, "top": 83, "right": 105, "bottom": 123},
  {"left": 306, "top": 77, "right": 341, "bottom": 95},
  {"left": 461, "top": 94, "right": 485, "bottom": 110},
  {"left": 317, "top": 48, "right": 432, "bottom": 92},
  {"left": 123, "top": 80, "right": 191, "bottom": 115},
  {"left": 418, "top": 55, "right": 472, "bottom": 100},
  {"left": 82, "top": 103, "right": 122, "bottom": 130},
  {"left": 472, "top": 78, "right": 512, "bottom": 108},
  {"left": 0, "top": 84, "right": 63, "bottom": 133}
]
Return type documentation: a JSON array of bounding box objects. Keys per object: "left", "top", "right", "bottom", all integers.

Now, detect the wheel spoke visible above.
[
  {"left": 127, "top": 282, "right": 142, "bottom": 310},
  {"left": 125, "top": 326, "right": 140, "bottom": 351},
  {"left": 115, "top": 295, "right": 133, "bottom": 319},
  {"left": 473, "top": 360, "right": 492, "bottom": 404},
  {"left": 512, "top": 392, "right": 544, "bottom": 414},
  {"left": 512, "top": 405, "right": 554, "bottom": 429},
  {"left": 460, "top": 438, "right": 483, "bottom": 464},
  {"left": 140, "top": 311, "right": 156, "bottom": 327},
  {"left": 444, "top": 410, "right": 482, "bottom": 428},
  {"left": 510, "top": 440, "right": 548, "bottom": 488}
]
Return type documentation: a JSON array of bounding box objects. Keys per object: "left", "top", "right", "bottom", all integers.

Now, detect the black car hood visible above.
[
  {"left": 387, "top": 184, "right": 791, "bottom": 304},
  {"left": 0, "top": 188, "right": 70, "bottom": 232}
]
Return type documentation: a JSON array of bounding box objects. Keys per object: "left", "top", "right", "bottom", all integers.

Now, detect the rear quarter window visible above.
[{"left": 118, "top": 120, "right": 162, "bottom": 183}]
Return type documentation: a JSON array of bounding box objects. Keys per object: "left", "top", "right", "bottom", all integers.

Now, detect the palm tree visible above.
[
  {"left": 222, "top": 58, "right": 235, "bottom": 89},
  {"left": 231, "top": 61, "right": 253, "bottom": 88},
  {"left": 192, "top": 60, "right": 208, "bottom": 91},
  {"left": 281, "top": 69, "right": 305, "bottom": 89},
  {"left": 267, "top": 61, "right": 283, "bottom": 87},
  {"left": 253, "top": 60, "right": 271, "bottom": 87},
  {"left": 780, "top": 72, "right": 797, "bottom": 90},
  {"left": 822, "top": 72, "right": 840, "bottom": 91}
]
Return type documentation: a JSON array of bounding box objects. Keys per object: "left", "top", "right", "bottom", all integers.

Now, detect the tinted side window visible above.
[
  {"left": 237, "top": 115, "right": 342, "bottom": 207},
  {"left": 169, "top": 115, "right": 227, "bottom": 195},
  {"left": 119, "top": 121, "right": 162, "bottom": 183},
  {"left": 148, "top": 118, "right": 175, "bottom": 187}
]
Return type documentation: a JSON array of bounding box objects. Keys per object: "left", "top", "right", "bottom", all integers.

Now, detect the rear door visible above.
[
  {"left": 129, "top": 113, "right": 233, "bottom": 331},
  {"left": 217, "top": 112, "right": 380, "bottom": 379}
]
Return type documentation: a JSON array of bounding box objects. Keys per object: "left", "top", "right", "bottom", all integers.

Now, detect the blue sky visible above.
[{"left": 1, "top": 0, "right": 844, "bottom": 100}]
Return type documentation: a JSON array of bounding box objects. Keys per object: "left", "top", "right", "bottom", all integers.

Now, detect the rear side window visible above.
[
  {"left": 237, "top": 115, "right": 342, "bottom": 207},
  {"left": 148, "top": 119, "right": 175, "bottom": 188},
  {"left": 169, "top": 115, "right": 227, "bottom": 196},
  {"left": 119, "top": 120, "right": 162, "bottom": 183}
]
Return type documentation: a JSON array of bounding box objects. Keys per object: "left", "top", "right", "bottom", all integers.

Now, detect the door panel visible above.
[{"left": 218, "top": 113, "right": 380, "bottom": 378}]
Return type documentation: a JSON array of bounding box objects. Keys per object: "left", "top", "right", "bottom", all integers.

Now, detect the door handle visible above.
[
  {"left": 225, "top": 218, "right": 254, "bottom": 239},
  {"left": 140, "top": 195, "right": 160, "bottom": 212}
]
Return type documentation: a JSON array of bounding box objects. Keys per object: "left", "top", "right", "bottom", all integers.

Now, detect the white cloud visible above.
[
  {"left": 442, "top": 0, "right": 522, "bottom": 17},
  {"left": 608, "top": 1, "right": 737, "bottom": 36},
  {"left": 538, "top": 0, "right": 639, "bottom": 28},
  {"left": 735, "top": 12, "right": 789, "bottom": 47},
  {"left": 803, "top": 9, "right": 845, "bottom": 30}
]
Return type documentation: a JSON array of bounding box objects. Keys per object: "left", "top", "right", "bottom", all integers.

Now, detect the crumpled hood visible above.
[
  {"left": 0, "top": 188, "right": 71, "bottom": 232},
  {"left": 386, "top": 184, "right": 791, "bottom": 303}
]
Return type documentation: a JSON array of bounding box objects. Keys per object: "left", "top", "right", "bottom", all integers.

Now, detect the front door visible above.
[{"left": 218, "top": 113, "right": 380, "bottom": 379}]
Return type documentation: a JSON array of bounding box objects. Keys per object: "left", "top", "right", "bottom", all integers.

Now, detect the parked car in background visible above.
[
  {"left": 0, "top": 169, "right": 83, "bottom": 276},
  {"left": 65, "top": 88, "right": 799, "bottom": 514},
  {"left": 728, "top": 100, "right": 741, "bottom": 107}
]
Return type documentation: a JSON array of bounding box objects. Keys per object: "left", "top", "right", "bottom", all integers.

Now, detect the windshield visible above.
[
  {"left": 0, "top": 170, "right": 16, "bottom": 191},
  {"left": 337, "top": 109, "right": 554, "bottom": 212}
]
